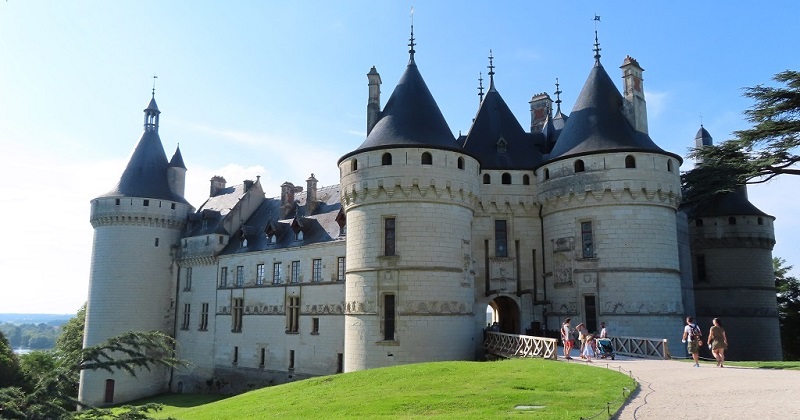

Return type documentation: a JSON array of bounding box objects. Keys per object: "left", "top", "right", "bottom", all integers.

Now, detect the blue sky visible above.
[{"left": 1, "top": 1, "right": 798, "bottom": 314}]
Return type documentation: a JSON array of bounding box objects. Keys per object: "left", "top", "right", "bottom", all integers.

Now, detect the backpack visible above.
[{"left": 690, "top": 324, "right": 703, "bottom": 343}]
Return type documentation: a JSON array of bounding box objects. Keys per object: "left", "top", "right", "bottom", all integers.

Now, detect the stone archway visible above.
[{"left": 487, "top": 296, "right": 521, "bottom": 334}]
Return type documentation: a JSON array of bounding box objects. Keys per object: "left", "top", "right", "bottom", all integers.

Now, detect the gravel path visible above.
[{"left": 557, "top": 349, "right": 800, "bottom": 419}]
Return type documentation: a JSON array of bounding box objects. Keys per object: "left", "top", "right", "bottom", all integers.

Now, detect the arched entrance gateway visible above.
[{"left": 486, "top": 296, "right": 521, "bottom": 334}]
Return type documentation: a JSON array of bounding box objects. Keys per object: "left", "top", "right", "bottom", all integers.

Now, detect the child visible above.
[{"left": 582, "top": 334, "right": 595, "bottom": 362}]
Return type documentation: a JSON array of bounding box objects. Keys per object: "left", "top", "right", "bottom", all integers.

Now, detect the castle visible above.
[{"left": 78, "top": 33, "right": 782, "bottom": 406}]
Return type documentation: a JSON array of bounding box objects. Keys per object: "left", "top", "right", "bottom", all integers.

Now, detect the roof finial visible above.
[
  {"left": 408, "top": 6, "right": 416, "bottom": 63},
  {"left": 487, "top": 49, "right": 495, "bottom": 89},
  {"left": 699, "top": 112, "right": 704, "bottom": 127},
  {"left": 478, "top": 72, "right": 484, "bottom": 105},
  {"left": 152, "top": 74, "right": 158, "bottom": 97},
  {"left": 554, "top": 77, "right": 563, "bottom": 114},
  {"left": 593, "top": 14, "right": 602, "bottom": 64}
]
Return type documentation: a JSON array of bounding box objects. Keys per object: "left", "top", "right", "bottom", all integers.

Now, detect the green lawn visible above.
[{"left": 124, "top": 359, "right": 635, "bottom": 419}]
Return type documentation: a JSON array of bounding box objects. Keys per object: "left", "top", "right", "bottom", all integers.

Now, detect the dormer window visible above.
[
  {"left": 291, "top": 217, "right": 305, "bottom": 241},
  {"left": 496, "top": 136, "right": 507, "bottom": 153},
  {"left": 295, "top": 231, "right": 304, "bottom": 241},
  {"left": 336, "top": 208, "right": 347, "bottom": 237},
  {"left": 269, "top": 234, "right": 277, "bottom": 244},
  {"left": 241, "top": 238, "right": 248, "bottom": 248}
]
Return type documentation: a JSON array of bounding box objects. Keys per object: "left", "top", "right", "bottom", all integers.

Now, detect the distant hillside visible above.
[{"left": 0, "top": 313, "right": 74, "bottom": 325}]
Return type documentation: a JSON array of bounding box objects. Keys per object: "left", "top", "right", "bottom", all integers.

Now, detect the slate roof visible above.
[
  {"left": 462, "top": 86, "right": 544, "bottom": 169},
  {"left": 545, "top": 62, "right": 680, "bottom": 164},
  {"left": 98, "top": 96, "right": 189, "bottom": 204},
  {"left": 695, "top": 126, "right": 713, "bottom": 147},
  {"left": 339, "top": 60, "right": 463, "bottom": 162},
  {"left": 218, "top": 184, "right": 344, "bottom": 254},
  {"left": 169, "top": 145, "right": 186, "bottom": 169},
  {"left": 184, "top": 183, "right": 255, "bottom": 236},
  {"left": 688, "top": 186, "right": 772, "bottom": 218}
]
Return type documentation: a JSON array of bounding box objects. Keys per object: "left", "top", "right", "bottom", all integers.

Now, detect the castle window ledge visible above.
[
  {"left": 231, "top": 330, "right": 242, "bottom": 333},
  {"left": 197, "top": 328, "right": 208, "bottom": 332},
  {"left": 285, "top": 331, "right": 300, "bottom": 335},
  {"left": 578, "top": 256, "right": 598, "bottom": 262},
  {"left": 375, "top": 340, "right": 399, "bottom": 346},
  {"left": 378, "top": 255, "right": 400, "bottom": 260},
  {"left": 310, "top": 332, "right": 319, "bottom": 336}
]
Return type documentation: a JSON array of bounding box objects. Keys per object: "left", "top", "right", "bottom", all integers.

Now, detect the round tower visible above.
[
  {"left": 687, "top": 127, "right": 781, "bottom": 360},
  {"left": 537, "top": 52, "right": 685, "bottom": 354},
  {"left": 338, "top": 36, "right": 480, "bottom": 372},
  {"left": 79, "top": 94, "right": 193, "bottom": 406}
]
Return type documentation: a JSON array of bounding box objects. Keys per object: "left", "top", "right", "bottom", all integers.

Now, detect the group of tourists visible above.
[
  {"left": 560, "top": 318, "right": 607, "bottom": 361},
  {"left": 682, "top": 316, "right": 729, "bottom": 367},
  {"left": 559, "top": 316, "right": 729, "bottom": 367}
]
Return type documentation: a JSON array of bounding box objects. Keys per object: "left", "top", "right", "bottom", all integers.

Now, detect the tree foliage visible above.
[
  {"left": 0, "top": 331, "right": 24, "bottom": 389},
  {"left": 0, "top": 306, "right": 183, "bottom": 419},
  {"left": 682, "top": 70, "right": 800, "bottom": 204},
  {"left": 775, "top": 258, "right": 800, "bottom": 360}
]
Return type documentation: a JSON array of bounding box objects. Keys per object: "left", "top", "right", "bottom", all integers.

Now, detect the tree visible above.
[
  {"left": 775, "top": 258, "right": 800, "bottom": 360},
  {"left": 682, "top": 70, "right": 800, "bottom": 204},
  {"left": 0, "top": 331, "right": 183, "bottom": 419},
  {"left": 0, "top": 331, "right": 24, "bottom": 389}
]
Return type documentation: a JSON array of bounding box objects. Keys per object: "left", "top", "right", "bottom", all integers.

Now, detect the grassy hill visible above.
[{"left": 129, "top": 358, "right": 635, "bottom": 419}]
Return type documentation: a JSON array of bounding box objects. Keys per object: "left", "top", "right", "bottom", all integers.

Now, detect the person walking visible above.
[
  {"left": 576, "top": 323, "right": 588, "bottom": 358},
  {"left": 682, "top": 316, "right": 703, "bottom": 367},
  {"left": 708, "top": 318, "right": 729, "bottom": 367},
  {"left": 561, "top": 318, "right": 574, "bottom": 360},
  {"left": 599, "top": 322, "right": 607, "bottom": 339}
]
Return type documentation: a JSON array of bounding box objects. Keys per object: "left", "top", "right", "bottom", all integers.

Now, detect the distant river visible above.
[{"left": 13, "top": 348, "right": 34, "bottom": 355}]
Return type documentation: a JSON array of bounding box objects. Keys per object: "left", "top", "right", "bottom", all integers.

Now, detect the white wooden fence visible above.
[{"left": 483, "top": 331, "right": 558, "bottom": 360}]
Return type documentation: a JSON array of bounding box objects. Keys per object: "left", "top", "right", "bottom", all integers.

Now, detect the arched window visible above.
[
  {"left": 574, "top": 160, "right": 585, "bottom": 173},
  {"left": 625, "top": 155, "right": 636, "bottom": 168},
  {"left": 421, "top": 152, "right": 432, "bottom": 165},
  {"left": 483, "top": 173, "right": 491, "bottom": 184},
  {"left": 502, "top": 173, "right": 511, "bottom": 184},
  {"left": 667, "top": 159, "right": 673, "bottom": 172},
  {"left": 695, "top": 219, "right": 704, "bottom": 227},
  {"left": 728, "top": 217, "right": 736, "bottom": 225},
  {"left": 757, "top": 217, "right": 764, "bottom": 225},
  {"left": 382, "top": 153, "right": 392, "bottom": 165},
  {"left": 352, "top": 159, "right": 358, "bottom": 171},
  {"left": 544, "top": 168, "right": 550, "bottom": 180},
  {"left": 457, "top": 156, "right": 465, "bottom": 170},
  {"left": 523, "top": 174, "right": 530, "bottom": 185}
]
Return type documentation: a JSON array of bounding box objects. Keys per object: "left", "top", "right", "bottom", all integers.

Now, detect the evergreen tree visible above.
[
  {"left": 683, "top": 70, "right": 800, "bottom": 204},
  {"left": 775, "top": 258, "right": 800, "bottom": 360},
  {"left": 0, "top": 331, "right": 24, "bottom": 388}
]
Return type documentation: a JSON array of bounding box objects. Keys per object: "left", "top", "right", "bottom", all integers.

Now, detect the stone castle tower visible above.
[
  {"left": 338, "top": 36, "right": 481, "bottom": 371},
  {"left": 79, "top": 94, "right": 193, "bottom": 406},
  {"left": 536, "top": 53, "right": 685, "bottom": 348},
  {"left": 686, "top": 127, "right": 780, "bottom": 360}
]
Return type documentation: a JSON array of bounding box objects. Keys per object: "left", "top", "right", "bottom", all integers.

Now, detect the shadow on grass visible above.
[{"left": 123, "top": 393, "right": 229, "bottom": 408}]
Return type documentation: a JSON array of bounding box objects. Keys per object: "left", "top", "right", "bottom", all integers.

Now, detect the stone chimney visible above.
[
  {"left": 367, "top": 66, "right": 382, "bottom": 135},
  {"left": 209, "top": 176, "right": 226, "bottom": 197},
  {"left": 620, "top": 56, "right": 648, "bottom": 134},
  {"left": 280, "top": 182, "right": 295, "bottom": 219},
  {"left": 529, "top": 92, "right": 552, "bottom": 132},
  {"left": 306, "top": 173, "right": 318, "bottom": 215}
]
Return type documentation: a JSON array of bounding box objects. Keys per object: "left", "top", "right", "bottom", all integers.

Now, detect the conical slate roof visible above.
[
  {"left": 339, "top": 61, "right": 461, "bottom": 162},
  {"left": 169, "top": 145, "right": 186, "bottom": 169},
  {"left": 689, "top": 186, "right": 772, "bottom": 218},
  {"left": 546, "top": 62, "right": 678, "bottom": 163},
  {"left": 462, "top": 86, "right": 543, "bottom": 169},
  {"left": 695, "top": 126, "right": 713, "bottom": 147},
  {"left": 98, "top": 98, "right": 189, "bottom": 204}
]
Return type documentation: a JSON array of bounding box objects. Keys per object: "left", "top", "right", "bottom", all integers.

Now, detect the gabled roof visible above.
[
  {"left": 339, "top": 62, "right": 462, "bottom": 162},
  {"left": 545, "top": 62, "right": 679, "bottom": 163},
  {"left": 462, "top": 87, "right": 543, "bottom": 169}
]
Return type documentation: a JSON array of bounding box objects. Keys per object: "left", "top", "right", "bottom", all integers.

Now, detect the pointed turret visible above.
[
  {"left": 462, "top": 52, "right": 542, "bottom": 169},
  {"left": 339, "top": 38, "right": 459, "bottom": 161},
  {"left": 546, "top": 56, "right": 678, "bottom": 163},
  {"left": 100, "top": 95, "right": 189, "bottom": 204},
  {"left": 167, "top": 145, "right": 187, "bottom": 198}
]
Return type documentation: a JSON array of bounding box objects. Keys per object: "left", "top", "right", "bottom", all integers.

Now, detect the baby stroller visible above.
[{"left": 596, "top": 338, "right": 615, "bottom": 360}]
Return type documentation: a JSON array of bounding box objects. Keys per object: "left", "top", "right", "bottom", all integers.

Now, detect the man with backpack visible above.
[{"left": 682, "top": 316, "right": 703, "bottom": 367}]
